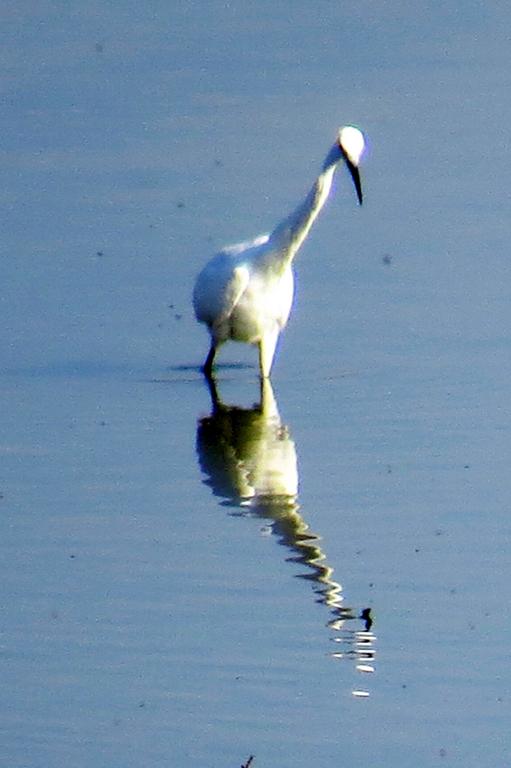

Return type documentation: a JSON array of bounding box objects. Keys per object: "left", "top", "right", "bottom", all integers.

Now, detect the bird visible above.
[{"left": 193, "top": 125, "right": 366, "bottom": 379}]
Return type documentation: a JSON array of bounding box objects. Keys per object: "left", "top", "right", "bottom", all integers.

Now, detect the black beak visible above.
[{"left": 346, "top": 157, "right": 363, "bottom": 205}]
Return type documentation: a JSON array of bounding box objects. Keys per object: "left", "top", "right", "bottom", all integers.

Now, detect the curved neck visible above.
[{"left": 266, "top": 142, "right": 343, "bottom": 268}]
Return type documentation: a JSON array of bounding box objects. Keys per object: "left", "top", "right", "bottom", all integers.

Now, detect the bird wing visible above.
[
  {"left": 194, "top": 234, "right": 271, "bottom": 327},
  {"left": 193, "top": 252, "right": 251, "bottom": 327},
  {"left": 221, "top": 233, "right": 269, "bottom": 257},
  {"left": 215, "top": 264, "right": 250, "bottom": 325}
]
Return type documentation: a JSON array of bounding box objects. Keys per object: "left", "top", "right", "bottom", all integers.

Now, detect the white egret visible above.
[{"left": 193, "top": 125, "right": 365, "bottom": 378}]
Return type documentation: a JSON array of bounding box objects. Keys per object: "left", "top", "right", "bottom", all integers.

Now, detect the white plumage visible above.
[{"left": 193, "top": 125, "right": 365, "bottom": 378}]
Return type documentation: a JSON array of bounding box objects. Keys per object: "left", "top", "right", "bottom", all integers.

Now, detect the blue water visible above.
[{"left": 2, "top": 3, "right": 511, "bottom": 766}]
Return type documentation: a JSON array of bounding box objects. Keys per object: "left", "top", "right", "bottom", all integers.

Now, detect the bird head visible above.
[{"left": 338, "top": 125, "right": 365, "bottom": 205}]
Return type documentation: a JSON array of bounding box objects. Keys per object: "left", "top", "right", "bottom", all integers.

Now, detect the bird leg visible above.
[
  {"left": 202, "top": 342, "right": 216, "bottom": 378},
  {"left": 258, "top": 329, "right": 279, "bottom": 379}
]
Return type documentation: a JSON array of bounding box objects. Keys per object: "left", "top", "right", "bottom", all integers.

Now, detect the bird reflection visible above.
[{"left": 196, "top": 377, "right": 376, "bottom": 694}]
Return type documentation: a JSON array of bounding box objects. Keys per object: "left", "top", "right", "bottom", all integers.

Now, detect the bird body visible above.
[{"left": 193, "top": 126, "right": 365, "bottom": 378}]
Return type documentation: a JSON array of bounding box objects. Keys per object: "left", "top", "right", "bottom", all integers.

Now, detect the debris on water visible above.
[{"left": 382, "top": 253, "right": 392, "bottom": 265}]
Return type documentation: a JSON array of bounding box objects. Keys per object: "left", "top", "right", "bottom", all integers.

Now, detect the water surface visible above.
[{"left": 2, "top": 3, "right": 511, "bottom": 766}]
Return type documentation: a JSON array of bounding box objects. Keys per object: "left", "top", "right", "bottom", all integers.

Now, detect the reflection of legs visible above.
[
  {"left": 258, "top": 328, "right": 279, "bottom": 379},
  {"left": 204, "top": 371, "right": 220, "bottom": 409}
]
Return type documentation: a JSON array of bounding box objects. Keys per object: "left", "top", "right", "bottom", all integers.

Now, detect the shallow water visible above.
[{"left": 2, "top": 3, "right": 511, "bottom": 766}]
